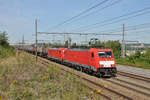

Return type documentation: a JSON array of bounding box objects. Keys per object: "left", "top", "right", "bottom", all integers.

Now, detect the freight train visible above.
[{"left": 22, "top": 46, "right": 117, "bottom": 77}]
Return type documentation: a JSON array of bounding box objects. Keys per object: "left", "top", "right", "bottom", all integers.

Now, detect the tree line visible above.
[
  {"left": 0, "top": 32, "right": 15, "bottom": 58},
  {"left": 0, "top": 32, "right": 9, "bottom": 47}
]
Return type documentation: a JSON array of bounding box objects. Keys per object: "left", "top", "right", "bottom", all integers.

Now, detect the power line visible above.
[
  {"left": 47, "top": 0, "right": 109, "bottom": 31},
  {"left": 66, "top": 0, "right": 122, "bottom": 25},
  {"left": 88, "top": 10, "right": 150, "bottom": 31},
  {"left": 73, "top": 6, "right": 150, "bottom": 32},
  {"left": 39, "top": 22, "right": 150, "bottom": 38},
  {"left": 127, "top": 29, "right": 150, "bottom": 34},
  {"left": 95, "top": 22, "right": 150, "bottom": 34},
  {"left": 38, "top": 32, "right": 121, "bottom": 36}
]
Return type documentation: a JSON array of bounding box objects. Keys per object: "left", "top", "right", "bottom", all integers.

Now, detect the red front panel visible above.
[{"left": 95, "top": 49, "right": 116, "bottom": 69}]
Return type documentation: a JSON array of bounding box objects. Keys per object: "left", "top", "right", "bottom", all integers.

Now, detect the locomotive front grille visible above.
[{"left": 97, "top": 68, "right": 117, "bottom": 74}]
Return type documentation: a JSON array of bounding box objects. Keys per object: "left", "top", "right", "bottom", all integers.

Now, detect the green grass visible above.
[
  {"left": 0, "top": 52, "right": 102, "bottom": 100},
  {"left": 116, "top": 57, "right": 150, "bottom": 69},
  {"left": 0, "top": 46, "right": 15, "bottom": 58}
]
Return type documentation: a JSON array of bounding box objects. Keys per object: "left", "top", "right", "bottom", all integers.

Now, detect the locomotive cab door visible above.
[{"left": 89, "top": 52, "right": 95, "bottom": 67}]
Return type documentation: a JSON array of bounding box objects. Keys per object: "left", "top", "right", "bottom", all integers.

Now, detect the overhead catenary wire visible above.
[
  {"left": 38, "top": 22, "right": 150, "bottom": 36},
  {"left": 38, "top": 32, "right": 121, "bottom": 36},
  {"left": 37, "top": 24, "right": 150, "bottom": 44},
  {"left": 95, "top": 22, "right": 150, "bottom": 34},
  {"left": 47, "top": 0, "right": 110, "bottom": 31},
  {"left": 38, "top": 1, "right": 150, "bottom": 44},
  {"left": 86, "top": 10, "right": 150, "bottom": 31},
  {"left": 72, "top": 6, "right": 150, "bottom": 32},
  {"left": 66, "top": 0, "right": 122, "bottom": 25}
]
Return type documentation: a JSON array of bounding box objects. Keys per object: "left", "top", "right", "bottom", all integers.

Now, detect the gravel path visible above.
[{"left": 117, "top": 64, "right": 150, "bottom": 78}]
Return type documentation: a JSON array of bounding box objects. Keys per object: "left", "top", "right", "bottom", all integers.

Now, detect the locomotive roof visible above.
[
  {"left": 49, "top": 48, "right": 112, "bottom": 51},
  {"left": 68, "top": 48, "right": 89, "bottom": 51},
  {"left": 49, "top": 48, "right": 59, "bottom": 50},
  {"left": 67, "top": 48, "right": 112, "bottom": 51}
]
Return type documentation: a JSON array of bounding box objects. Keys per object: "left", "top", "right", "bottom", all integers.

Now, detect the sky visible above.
[{"left": 0, "top": 0, "right": 150, "bottom": 44}]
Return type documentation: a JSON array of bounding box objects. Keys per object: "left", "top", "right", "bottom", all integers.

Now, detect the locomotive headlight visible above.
[
  {"left": 111, "top": 64, "right": 115, "bottom": 67},
  {"left": 100, "top": 64, "right": 104, "bottom": 67}
]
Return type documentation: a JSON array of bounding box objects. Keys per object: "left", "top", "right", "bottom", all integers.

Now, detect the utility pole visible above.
[
  {"left": 122, "top": 24, "right": 125, "bottom": 58},
  {"left": 63, "top": 30, "right": 66, "bottom": 46},
  {"left": 22, "top": 34, "right": 24, "bottom": 49},
  {"left": 85, "top": 34, "right": 88, "bottom": 45},
  {"left": 68, "top": 37, "right": 71, "bottom": 48},
  {"left": 35, "top": 19, "right": 38, "bottom": 62}
]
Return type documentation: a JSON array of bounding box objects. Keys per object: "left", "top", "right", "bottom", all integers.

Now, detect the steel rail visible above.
[
  {"left": 117, "top": 71, "right": 150, "bottom": 83},
  {"left": 113, "top": 78, "right": 150, "bottom": 91},
  {"left": 106, "top": 79, "right": 150, "bottom": 97}
]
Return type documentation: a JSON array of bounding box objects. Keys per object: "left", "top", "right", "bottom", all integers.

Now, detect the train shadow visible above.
[
  {"left": 95, "top": 75, "right": 117, "bottom": 79},
  {"left": 101, "top": 76, "right": 112, "bottom": 79}
]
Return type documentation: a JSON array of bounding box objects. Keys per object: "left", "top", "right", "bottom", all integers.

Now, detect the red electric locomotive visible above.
[{"left": 48, "top": 48, "right": 117, "bottom": 77}]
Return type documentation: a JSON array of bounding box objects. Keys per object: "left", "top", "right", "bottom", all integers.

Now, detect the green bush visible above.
[
  {"left": 0, "top": 32, "right": 9, "bottom": 47},
  {"left": 116, "top": 49, "right": 150, "bottom": 69},
  {"left": 0, "top": 32, "right": 15, "bottom": 58},
  {"left": 134, "top": 51, "right": 141, "bottom": 59},
  {"left": 143, "top": 49, "right": 150, "bottom": 58},
  {"left": 0, "top": 46, "right": 15, "bottom": 58}
]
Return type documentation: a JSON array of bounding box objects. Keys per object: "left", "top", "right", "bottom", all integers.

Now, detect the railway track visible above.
[
  {"left": 117, "top": 71, "right": 150, "bottom": 83},
  {"left": 105, "top": 78, "right": 150, "bottom": 98},
  {"left": 37, "top": 55, "right": 133, "bottom": 100},
  {"left": 112, "top": 78, "right": 150, "bottom": 91}
]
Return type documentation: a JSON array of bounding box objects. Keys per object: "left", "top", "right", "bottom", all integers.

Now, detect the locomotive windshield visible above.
[{"left": 98, "top": 51, "right": 113, "bottom": 58}]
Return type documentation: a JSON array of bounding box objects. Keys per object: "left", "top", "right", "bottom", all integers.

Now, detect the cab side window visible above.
[{"left": 91, "top": 52, "right": 94, "bottom": 58}]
